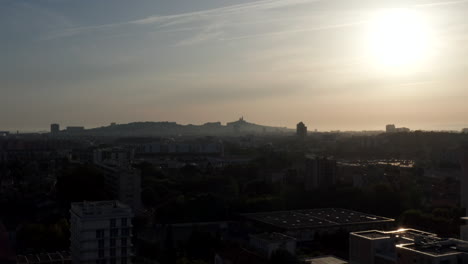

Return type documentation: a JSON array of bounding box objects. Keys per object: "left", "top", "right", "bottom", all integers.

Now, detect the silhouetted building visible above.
[
  {"left": 350, "top": 229, "right": 468, "bottom": 264},
  {"left": 386, "top": 124, "right": 410, "bottom": 133},
  {"left": 395, "top": 127, "right": 410, "bottom": 133},
  {"left": 93, "top": 148, "right": 142, "bottom": 211},
  {"left": 297, "top": 122, "right": 307, "bottom": 137},
  {"left": 463, "top": 128, "right": 468, "bottom": 134},
  {"left": 386, "top": 124, "right": 396, "bottom": 133},
  {"left": 50, "top": 124, "right": 60, "bottom": 135},
  {"left": 70, "top": 201, "right": 134, "bottom": 264},
  {"left": 305, "top": 156, "right": 337, "bottom": 191}
]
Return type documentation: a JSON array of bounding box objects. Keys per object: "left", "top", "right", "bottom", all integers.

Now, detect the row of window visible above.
[
  {"left": 110, "top": 218, "right": 128, "bottom": 228},
  {"left": 98, "top": 247, "right": 128, "bottom": 258},
  {"left": 96, "top": 228, "right": 131, "bottom": 238},
  {"left": 98, "top": 238, "right": 128, "bottom": 248}
]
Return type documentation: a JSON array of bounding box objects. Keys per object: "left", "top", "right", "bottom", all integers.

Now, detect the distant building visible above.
[
  {"left": 297, "top": 122, "right": 307, "bottom": 137},
  {"left": 242, "top": 208, "right": 394, "bottom": 242},
  {"left": 305, "top": 156, "right": 337, "bottom": 191},
  {"left": 50, "top": 124, "right": 60, "bottom": 135},
  {"left": 0, "top": 131, "right": 9, "bottom": 137},
  {"left": 395, "top": 127, "right": 410, "bottom": 133},
  {"left": 93, "top": 148, "right": 142, "bottom": 211},
  {"left": 139, "top": 141, "right": 224, "bottom": 157},
  {"left": 70, "top": 201, "right": 134, "bottom": 264},
  {"left": 386, "top": 125, "right": 410, "bottom": 133},
  {"left": 350, "top": 228, "right": 468, "bottom": 264},
  {"left": 93, "top": 148, "right": 135, "bottom": 166},
  {"left": 103, "top": 165, "right": 142, "bottom": 211},
  {"left": 386, "top": 124, "right": 396, "bottom": 133},
  {"left": 463, "top": 128, "right": 468, "bottom": 134}
]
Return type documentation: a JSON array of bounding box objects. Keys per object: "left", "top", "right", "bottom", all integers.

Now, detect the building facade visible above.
[
  {"left": 297, "top": 122, "right": 307, "bottom": 138},
  {"left": 50, "top": 124, "right": 60, "bottom": 135},
  {"left": 350, "top": 229, "right": 468, "bottom": 264},
  {"left": 305, "top": 156, "right": 337, "bottom": 191},
  {"left": 70, "top": 201, "right": 134, "bottom": 264}
]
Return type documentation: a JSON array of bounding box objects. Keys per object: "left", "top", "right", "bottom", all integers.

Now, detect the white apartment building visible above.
[{"left": 70, "top": 201, "right": 134, "bottom": 264}]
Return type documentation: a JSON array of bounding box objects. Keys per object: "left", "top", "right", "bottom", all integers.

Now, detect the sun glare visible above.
[{"left": 368, "top": 9, "right": 433, "bottom": 70}]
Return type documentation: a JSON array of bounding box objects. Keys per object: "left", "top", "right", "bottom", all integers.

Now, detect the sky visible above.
[{"left": 2, "top": 0, "right": 468, "bottom": 132}]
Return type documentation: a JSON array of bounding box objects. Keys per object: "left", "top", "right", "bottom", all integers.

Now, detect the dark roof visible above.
[
  {"left": 217, "top": 247, "right": 268, "bottom": 264},
  {"left": 243, "top": 208, "right": 394, "bottom": 230},
  {"left": 251, "top": 232, "right": 296, "bottom": 242}
]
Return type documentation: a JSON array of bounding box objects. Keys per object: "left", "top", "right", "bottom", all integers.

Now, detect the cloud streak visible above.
[
  {"left": 44, "top": 0, "right": 322, "bottom": 40},
  {"left": 416, "top": 0, "right": 468, "bottom": 7}
]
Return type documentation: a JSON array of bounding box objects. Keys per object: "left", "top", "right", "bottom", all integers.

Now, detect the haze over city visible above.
[{"left": 3, "top": 0, "right": 468, "bottom": 131}]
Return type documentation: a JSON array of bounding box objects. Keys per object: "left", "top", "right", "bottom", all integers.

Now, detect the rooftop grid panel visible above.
[{"left": 243, "top": 208, "right": 394, "bottom": 230}]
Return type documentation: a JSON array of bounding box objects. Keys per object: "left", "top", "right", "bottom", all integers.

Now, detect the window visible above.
[
  {"left": 121, "top": 258, "right": 127, "bottom": 264},
  {"left": 110, "top": 259, "right": 116, "bottom": 264},
  {"left": 121, "top": 247, "right": 127, "bottom": 256},
  {"left": 110, "top": 238, "right": 116, "bottom": 247},
  {"left": 121, "top": 218, "right": 127, "bottom": 227},
  {"left": 111, "top": 229, "right": 119, "bottom": 237},
  {"left": 96, "top": 229, "right": 104, "bottom": 238},
  {"left": 98, "top": 250, "right": 104, "bottom": 258},
  {"left": 121, "top": 228, "right": 129, "bottom": 236},
  {"left": 110, "top": 248, "right": 116, "bottom": 257},
  {"left": 98, "top": 239, "right": 104, "bottom": 248},
  {"left": 121, "top": 238, "right": 127, "bottom": 246},
  {"left": 110, "top": 218, "right": 116, "bottom": 228}
]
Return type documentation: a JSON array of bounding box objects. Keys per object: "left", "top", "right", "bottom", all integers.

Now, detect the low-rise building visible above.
[
  {"left": 350, "top": 229, "right": 468, "bottom": 264},
  {"left": 243, "top": 208, "right": 395, "bottom": 242},
  {"left": 70, "top": 201, "right": 134, "bottom": 264}
]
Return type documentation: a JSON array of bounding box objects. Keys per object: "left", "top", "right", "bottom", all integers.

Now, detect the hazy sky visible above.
[{"left": 2, "top": 0, "right": 468, "bottom": 131}]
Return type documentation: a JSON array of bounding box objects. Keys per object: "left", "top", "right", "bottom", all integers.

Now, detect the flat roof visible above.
[
  {"left": 251, "top": 232, "right": 296, "bottom": 242},
  {"left": 353, "top": 229, "right": 438, "bottom": 241},
  {"left": 399, "top": 243, "right": 462, "bottom": 257},
  {"left": 353, "top": 229, "right": 468, "bottom": 257},
  {"left": 71, "top": 200, "right": 133, "bottom": 218},
  {"left": 304, "top": 255, "right": 348, "bottom": 264},
  {"left": 243, "top": 208, "right": 394, "bottom": 230}
]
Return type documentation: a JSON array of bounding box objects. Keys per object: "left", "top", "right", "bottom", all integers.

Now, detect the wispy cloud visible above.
[
  {"left": 43, "top": 0, "right": 323, "bottom": 40},
  {"left": 416, "top": 0, "right": 468, "bottom": 7},
  {"left": 220, "top": 20, "right": 367, "bottom": 41}
]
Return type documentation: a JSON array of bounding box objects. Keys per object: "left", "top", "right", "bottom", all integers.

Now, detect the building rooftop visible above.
[
  {"left": 243, "top": 208, "right": 394, "bottom": 230},
  {"left": 354, "top": 229, "right": 437, "bottom": 241},
  {"left": 353, "top": 229, "right": 468, "bottom": 257},
  {"left": 250, "top": 232, "right": 296, "bottom": 242},
  {"left": 70, "top": 200, "right": 133, "bottom": 218},
  {"left": 399, "top": 243, "right": 462, "bottom": 257},
  {"left": 303, "top": 255, "right": 348, "bottom": 264}
]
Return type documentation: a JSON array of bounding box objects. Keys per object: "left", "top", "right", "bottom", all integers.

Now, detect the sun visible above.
[{"left": 367, "top": 9, "right": 432, "bottom": 69}]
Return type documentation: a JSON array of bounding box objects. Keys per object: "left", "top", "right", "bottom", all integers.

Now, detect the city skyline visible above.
[{"left": 3, "top": 0, "right": 468, "bottom": 131}]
